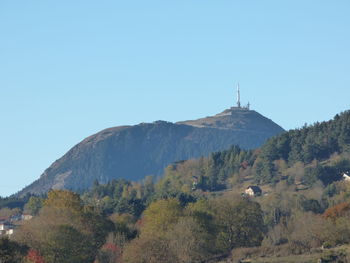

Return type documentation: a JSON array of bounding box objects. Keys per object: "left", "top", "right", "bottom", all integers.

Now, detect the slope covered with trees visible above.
[
  {"left": 3, "top": 110, "right": 350, "bottom": 263},
  {"left": 158, "top": 110, "right": 350, "bottom": 194}
]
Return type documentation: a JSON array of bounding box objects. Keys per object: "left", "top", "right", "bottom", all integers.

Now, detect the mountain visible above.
[{"left": 18, "top": 107, "right": 284, "bottom": 195}]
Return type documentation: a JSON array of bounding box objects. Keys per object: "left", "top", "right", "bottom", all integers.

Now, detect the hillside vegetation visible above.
[{"left": 2, "top": 110, "right": 350, "bottom": 263}]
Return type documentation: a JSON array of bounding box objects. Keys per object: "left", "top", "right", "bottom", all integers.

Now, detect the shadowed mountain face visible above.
[{"left": 18, "top": 108, "right": 284, "bottom": 195}]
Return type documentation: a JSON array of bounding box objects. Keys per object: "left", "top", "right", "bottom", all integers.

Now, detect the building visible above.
[
  {"left": 10, "top": 214, "right": 22, "bottom": 222},
  {"left": 343, "top": 172, "right": 350, "bottom": 182},
  {"left": 192, "top": 176, "right": 199, "bottom": 190},
  {"left": 245, "top": 186, "right": 262, "bottom": 197},
  {"left": 22, "top": 214, "right": 33, "bottom": 221},
  {"left": 0, "top": 222, "right": 15, "bottom": 236}
]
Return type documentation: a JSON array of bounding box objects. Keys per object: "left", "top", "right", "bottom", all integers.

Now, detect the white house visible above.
[
  {"left": 0, "top": 223, "right": 9, "bottom": 231},
  {"left": 343, "top": 172, "right": 350, "bottom": 182},
  {"left": 22, "top": 214, "right": 33, "bottom": 221},
  {"left": 245, "top": 186, "right": 262, "bottom": 197},
  {"left": 0, "top": 222, "right": 14, "bottom": 236}
]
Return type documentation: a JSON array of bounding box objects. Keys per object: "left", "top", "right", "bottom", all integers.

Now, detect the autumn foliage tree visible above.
[
  {"left": 323, "top": 201, "right": 350, "bottom": 220},
  {"left": 123, "top": 196, "right": 265, "bottom": 263},
  {"left": 25, "top": 249, "right": 45, "bottom": 263},
  {"left": 123, "top": 198, "right": 215, "bottom": 263},
  {"left": 14, "top": 190, "right": 113, "bottom": 263}
]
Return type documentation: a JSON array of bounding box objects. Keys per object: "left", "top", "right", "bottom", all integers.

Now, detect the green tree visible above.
[
  {"left": 39, "top": 225, "right": 95, "bottom": 263},
  {"left": 44, "top": 190, "right": 83, "bottom": 213},
  {"left": 24, "top": 196, "right": 43, "bottom": 216},
  {"left": 0, "top": 237, "right": 28, "bottom": 263},
  {"left": 213, "top": 196, "right": 265, "bottom": 252},
  {"left": 141, "top": 198, "right": 182, "bottom": 237}
]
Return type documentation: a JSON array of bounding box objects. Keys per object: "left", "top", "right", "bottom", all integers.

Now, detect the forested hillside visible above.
[
  {"left": 2, "top": 110, "right": 350, "bottom": 263},
  {"left": 158, "top": 110, "right": 350, "bottom": 194}
]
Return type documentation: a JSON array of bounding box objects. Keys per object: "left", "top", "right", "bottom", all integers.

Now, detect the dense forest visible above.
[{"left": 1, "top": 110, "right": 350, "bottom": 262}]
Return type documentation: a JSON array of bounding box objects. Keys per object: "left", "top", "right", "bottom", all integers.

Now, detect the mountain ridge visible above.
[{"left": 18, "top": 108, "right": 284, "bottom": 196}]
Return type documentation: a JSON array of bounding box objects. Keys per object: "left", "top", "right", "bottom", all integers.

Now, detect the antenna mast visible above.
[{"left": 236, "top": 83, "right": 241, "bottom": 108}]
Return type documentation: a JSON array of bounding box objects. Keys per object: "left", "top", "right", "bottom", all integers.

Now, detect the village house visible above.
[
  {"left": 0, "top": 222, "right": 15, "bottom": 236},
  {"left": 245, "top": 186, "right": 262, "bottom": 197},
  {"left": 192, "top": 176, "right": 199, "bottom": 190},
  {"left": 342, "top": 172, "right": 350, "bottom": 182},
  {"left": 22, "top": 214, "right": 33, "bottom": 221},
  {"left": 10, "top": 214, "right": 22, "bottom": 222}
]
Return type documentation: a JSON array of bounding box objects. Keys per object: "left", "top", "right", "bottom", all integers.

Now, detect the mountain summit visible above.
[
  {"left": 18, "top": 107, "right": 284, "bottom": 195},
  {"left": 178, "top": 107, "right": 281, "bottom": 132}
]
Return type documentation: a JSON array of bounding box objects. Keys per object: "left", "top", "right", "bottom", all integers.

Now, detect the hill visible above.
[
  {"left": 18, "top": 107, "right": 283, "bottom": 195},
  {"left": 157, "top": 110, "right": 350, "bottom": 196},
  {"left": 77, "top": 106, "right": 350, "bottom": 262},
  {"left": 6, "top": 109, "right": 350, "bottom": 263}
]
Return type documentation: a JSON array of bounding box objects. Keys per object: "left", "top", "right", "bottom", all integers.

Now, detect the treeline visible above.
[
  {"left": 0, "top": 195, "right": 32, "bottom": 210},
  {"left": 2, "top": 111, "right": 350, "bottom": 262},
  {"left": 261, "top": 110, "right": 350, "bottom": 164},
  {"left": 4, "top": 179, "right": 350, "bottom": 262},
  {"left": 1, "top": 190, "right": 265, "bottom": 263},
  {"left": 256, "top": 110, "right": 350, "bottom": 184},
  {"left": 3, "top": 178, "right": 350, "bottom": 262},
  {"left": 159, "top": 110, "right": 350, "bottom": 191},
  {"left": 82, "top": 177, "right": 155, "bottom": 217}
]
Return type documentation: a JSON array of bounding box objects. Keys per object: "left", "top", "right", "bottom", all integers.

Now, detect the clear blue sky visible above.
[{"left": 1, "top": 1, "right": 349, "bottom": 197}]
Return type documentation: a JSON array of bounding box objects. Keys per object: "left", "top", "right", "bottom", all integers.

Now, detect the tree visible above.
[
  {"left": 323, "top": 201, "right": 350, "bottom": 220},
  {"left": 141, "top": 198, "right": 182, "bottom": 237},
  {"left": 25, "top": 249, "right": 45, "bottom": 263},
  {"left": 212, "top": 196, "right": 265, "bottom": 252},
  {"left": 14, "top": 190, "right": 112, "bottom": 263},
  {"left": 24, "top": 196, "right": 43, "bottom": 216},
  {"left": 39, "top": 225, "right": 95, "bottom": 263},
  {"left": 44, "top": 190, "right": 83, "bottom": 213},
  {"left": 0, "top": 237, "right": 28, "bottom": 263},
  {"left": 167, "top": 217, "right": 214, "bottom": 263},
  {"left": 123, "top": 235, "right": 175, "bottom": 263}
]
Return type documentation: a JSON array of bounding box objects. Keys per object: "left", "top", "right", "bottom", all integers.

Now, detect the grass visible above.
[
  {"left": 243, "top": 253, "right": 320, "bottom": 263},
  {"left": 216, "top": 245, "right": 350, "bottom": 263}
]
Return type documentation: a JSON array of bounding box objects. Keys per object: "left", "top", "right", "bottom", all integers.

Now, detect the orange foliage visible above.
[
  {"left": 26, "top": 249, "right": 45, "bottom": 263},
  {"left": 102, "top": 243, "right": 120, "bottom": 253},
  {"left": 323, "top": 202, "right": 350, "bottom": 219}
]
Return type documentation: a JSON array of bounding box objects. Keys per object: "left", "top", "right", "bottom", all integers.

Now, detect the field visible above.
[{"left": 215, "top": 245, "right": 350, "bottom": 263}]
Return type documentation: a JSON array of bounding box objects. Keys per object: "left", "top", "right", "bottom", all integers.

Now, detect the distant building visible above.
[
  {"left": 0, "top": 222, "right": 15, "bottom": 236},
  {"left": 192, "top": 176, "right": 199, "bottom": 190},
  {"left": 0, "top": 223, "right": 8, "bottom": 231},
  {"left": 0, "top": 217, "right": 8, "bottom": 223},
  {"left": 10, "top": 214, "right": 22, "bottom": 222},
  {"left": 343, "top": 172, "right": 350, "bottom": 182},
  {"left": 245, "top": 186, "right": 262, "bottom": 197},
  {"left": 294, "top": 180, "right": 309, "bottom": 191},
  {"left": 22, "top": 214, "right": 33, "bottom": 221}
]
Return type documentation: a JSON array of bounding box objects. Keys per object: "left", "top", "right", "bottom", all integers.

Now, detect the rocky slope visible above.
[{"left": 18, "top": 107, "right": 284, "bottom": 195}]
